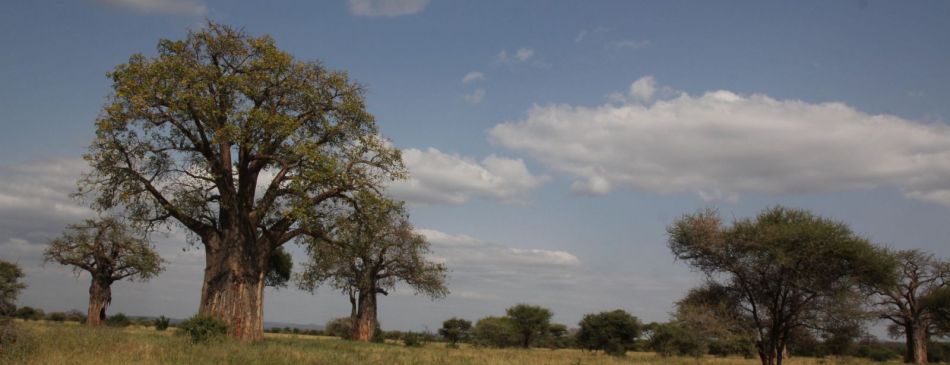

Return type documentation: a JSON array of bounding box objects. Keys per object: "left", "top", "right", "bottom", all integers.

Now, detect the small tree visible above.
[
  {"left": 667, "top": 206, "right": 892, "bottom": 365},
  {"left": 472, "top": 316, "right": 520, "bottom": 348},
  {"left": 868, "top": 249, "right": 949, "bottom": 364},
  {"left": 298, "top": 192, "right": 448, "bottom": 341},
  {"left": 439, "top": 318, "right": 472, "bottom": 347},
  {"left": 44, "top": 218, "right": 165, "bottom": 326},
  {"left": 506, "top": 304, "right": 553, "bottom": 348},
  {"left": 576, "top": 309, "right": 642, "bottom": 356},
  {"left": 0, "top": 260, "right": 26, "bottom": 317}
]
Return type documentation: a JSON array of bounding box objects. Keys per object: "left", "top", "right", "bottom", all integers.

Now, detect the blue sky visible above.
[{"left": 2, "top": 0, "right": 950, "bottom": 333}]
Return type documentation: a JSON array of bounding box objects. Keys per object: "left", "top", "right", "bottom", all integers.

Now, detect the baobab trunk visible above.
[
  {"left": 904, "top": 323, "right": 928, "bottom": 364},
  {"left": 198, "top": 231, "right": 270, "bottom": 342},
  {"left": 352, "top": 290, "right": 377, "bottom": 341},
  {"left": 86, "top": 277, "right": 111, "bottom": 326}
]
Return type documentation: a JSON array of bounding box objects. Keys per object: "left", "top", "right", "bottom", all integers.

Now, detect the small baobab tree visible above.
[
  {"left": 44, "top": 218, "right": 164, "bottom": 326},
  {"left": 298, "top": 192, "right": 447, "bottom": 341}
]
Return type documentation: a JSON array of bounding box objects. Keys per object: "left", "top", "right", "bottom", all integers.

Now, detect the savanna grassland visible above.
[{"left": 1, "top": 320, "right": 896, "bottom": 365}]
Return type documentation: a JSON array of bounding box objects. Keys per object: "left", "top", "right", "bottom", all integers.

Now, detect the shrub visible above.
[
  {"left": 472, "top": 316, "right": 520, "bottom": 348},
  {"left": 13, "top": 307, "right": 44, "bottom": 321},
  {"left": 576, "top": 310, "right": 641, "bottom": 356},
  {"left": 439, "top": 318, "right": 472, "bottom": 347},
  {"left": 64, "top": 310, "right": 86, "bottom": 323},
  {"left": 403, "top": 332, "right": 425, "bottom": 347},
  {"left": 105, "top": 313, "right": 131, "bottom": 327},
  {"left": 648, "top": 322, "right": 705, "bottom": 358},
  {"left": 154, "top": 315, "right": 170, "bottom": 331},
  {"left": 325, "top": 317, "right": 353, "bottom": 339},
  {"left": 46, "top": 312, "right": 66, "bottom": 322},
  {"left": 178, "top": 315, "right": 228, "bottom": 344}
]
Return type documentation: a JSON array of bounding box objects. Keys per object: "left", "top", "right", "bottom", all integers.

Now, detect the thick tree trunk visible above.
[
  {"left": 199, "top": 231, "right": 269, "bottom": 342},
  {"left": 904, "top": 323, "right": 928, "bottom": 364},
  {"left": 86, "top": 277, "right": 111, "bottom": 326},
  {"left": 352, "top": 290, "right": 377, "bottom": 342}
]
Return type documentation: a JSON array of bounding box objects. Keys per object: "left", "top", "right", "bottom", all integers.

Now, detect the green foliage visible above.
[
  {"left": 46, "top": 312, "right": 66, "bottom": 322},
  {"left": 0, "top": 260, "right": 26, "bottom": 317},
  {"left": 855, "top": 342, "right": 901, "bottom": 362},
  {"left": 647, "top": 322, "right": 706, "bottom": 358},
  {"left": 44, "top": 218, "right": 165, "bottom": 283},
  {"left": 265, "top": 246, "right": 293, "bottom": 289},
  {"left": 668, "top": 206, "right": 893, "bottom": 363},
  {"left": 402, "top": 332, "right": 425, "bottom": 347},
  {"left": 925, "top": 286, "right": 950, "bottom": 333},
  {"left": 540, "top": 323, "right": 573, "bottom": 349},
  {"left": 472, "top": 316, "right": 520, "bottom": 348},
  {"left": 178, "top": 315, "right": 228, "bottom": 344},
  {"left": 325, "top": 317, "right": 353, "bottom": 340},
  {"left": 438, "top": 318, "right": 472, "bottom": 346},
  {"left": 105, "top": 313, "right": 131, "bottom": 327},
  {"left": 64, "top": 310, "right": 86, "bottom": 323},
  {"left": 576, "top": 309, "right": 641, "bottom": 356},
  {"left": 154, "top": 315, "right": 170, "bottom": 331},
  {"left": 505, "top": 304, "right": 553, "bottom": 348},
  {"left": 13, "top": 307, "right": 44, "bottom": 321}
]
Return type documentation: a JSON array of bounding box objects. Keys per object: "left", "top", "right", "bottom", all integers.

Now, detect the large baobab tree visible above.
[
  {"left": 667, "top": 206, "right": 892, "bottom": 365},
  {"left": 297, "top": 192, "right": 447, "bottom": 341},
  {"left": 869, "top": 249, "right": 949, "bottom": 364},
  {"left": 79, "top": 21, "right": 403, "bottom": 340},
  {"left": 44, "top": 218, "right": 164, "bottom": 326}
]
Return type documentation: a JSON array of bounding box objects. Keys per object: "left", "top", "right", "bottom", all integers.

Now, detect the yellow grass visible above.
[{"left": 1, "top": 321, "right": 899, "bottom": 365}]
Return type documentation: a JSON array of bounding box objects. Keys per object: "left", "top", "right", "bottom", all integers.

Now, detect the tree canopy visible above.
[
  {"left": 0, "top": 260, "right": 26, "bottom": 317},
  {"left": 667, "top": 206, "right": 892, "bottom": 365},
  {"left": 576, "top": 309, "right": 642, "bottom": 356},
  {"left": 79, "top": 20, "right": 404, "bottom": 340},
  {"left": 505, "top": 304, "right": 553, "bottom": 349}
]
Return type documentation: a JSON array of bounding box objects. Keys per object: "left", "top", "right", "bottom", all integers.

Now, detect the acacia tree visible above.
[
  {"left": 79, "top": 22, "right": 403, "bottom": 340},
  {"left": 44, "top": 218, "right": 164, "bottom": 326},
  {"left": 0, "top": 260, "right": 26, "bottom": 317},
  {"left": 869, "top": 249, "right": 949, "bottom": 364},
  {"left": 576, "top": 309, "right": 642, "bottom": 356},
  {"left": 667, "top": 206, "right": 891, "bottom": 365},
  {"left": 439, "top": 318, "right": 472, "bottom": 347},
  {"left": 297, "top": 193, "right": 447, "bottom": 341},
  {"left": 506, "top": 304, "right": 553, "bottom": 348}
]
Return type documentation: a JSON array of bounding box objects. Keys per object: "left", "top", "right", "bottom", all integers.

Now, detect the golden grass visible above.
[{"left": 1, "top": 321, "right": 899, "bottom": 365}]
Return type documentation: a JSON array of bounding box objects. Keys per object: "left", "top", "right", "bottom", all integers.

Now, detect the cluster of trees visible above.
[
  {"left": 18, "top": 20, "right": 447, "bottom": 342},
  {"left": 668, "top": 206, "right": 950, "bottom": 365}
]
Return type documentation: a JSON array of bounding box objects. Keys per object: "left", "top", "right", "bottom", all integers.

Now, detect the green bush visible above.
[
  {"left": 325, "top": 317, "right": 353, "bottom": 340},
  {"left": 13, "top": 307, "right": 44, "bottom": 321},
  {"left": 178, "top": 315, "right": 228, "bottom": 344},
  {"left": 105, "top": 313, "right": 131, "bottom": 327},
  {"left": 154, "top": 315, "right": 170, "bottom": 331},
  {"left": 46, "top": 312, "right": 66, "bottom": 322},
  {"left": 472, "top": 316, "right": 520, "bottom": 348},
  {"left": 64, "top": 310, "right": 86, "bottom": 323},
  {"left": 403, "top": 332, "right": 425, "bottom": 347},
  {"left": 855, "top": 343, "right": 900, "bottom": 362},
  {"left": 576, "top": 310, "right": 641, "bottom": 356}
]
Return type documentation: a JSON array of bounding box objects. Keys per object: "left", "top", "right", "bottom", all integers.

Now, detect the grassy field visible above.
[{"left": 1, "top": 320, "right": 898, "bottom": 365}]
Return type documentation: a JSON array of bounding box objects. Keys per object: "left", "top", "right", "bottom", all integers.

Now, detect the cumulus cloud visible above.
[
  {"left": 461, "top": 71, "right": 485, "bottom": 84},
  {"left": 497, "top": 47, "right": 535, "bottom": 63},
  {"left": 463, "top": 89, "right": 485, "bottom": 104},
  {"left": 94, "top": 0, "right": 207, "bottom": 15},
  {"left": 490, "top": 77, "right": 950, "bottom": 205},
  {"left": 389, "top": 148, "right": 548, "bottom": 205},
  {"left": 347, "top": 0, "right": 429, "bottom": 17}
]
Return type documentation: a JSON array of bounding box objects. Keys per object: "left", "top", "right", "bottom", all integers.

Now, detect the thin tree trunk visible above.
[
  {"left": 352, "top": 290, "right": 377, "bottom": 341},
  {"left": 86, "top": 277, "right": 111, "bottom": 326},
  {"left": 198, "top": 231, "right": 269, "bottom": 342}
]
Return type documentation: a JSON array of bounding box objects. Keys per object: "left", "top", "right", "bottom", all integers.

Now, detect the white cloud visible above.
[
  {"left": 94, "top": 0, "right": 207, "bottom": 15},
  {"left": 463, "top": 89, "right": 485, "bottom": 104},
  {"left": 497, "top": 47, "right": 535, "bottom": 63},
  {"left": 574, "top": 30, "right": 588, "bottom": 43},
  {"left": 610, "top": 39, "right": 651, "bottom": 50},
  {"left": 461, "top": 71, "right": 485, "bottom": 84},
  {"left": 347, "top": 0, "right": 429, "bottom": 17},
  {"left": 421, "top": 228, "right": 580, "bottom": 268},
  {"left": 388, "top": 148, "right": 548, "bottom": 205},
  {"left": 490, "top": 77, "right": 950, "bottom": 205}
]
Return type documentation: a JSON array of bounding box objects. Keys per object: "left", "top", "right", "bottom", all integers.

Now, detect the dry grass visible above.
[{"left": 1, "top": 321, "right": 899, "bottom": 365}]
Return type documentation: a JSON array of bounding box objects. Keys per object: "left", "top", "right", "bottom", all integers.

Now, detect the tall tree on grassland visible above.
[
  {"left": 506, "top": 304, "right": 553, "bottom": 348},
  {"left": 297, "top": 192, "right": 447, "bottom": 341},
  {"left": 0, "top": 260, "right": 26, "bottom": 317},
  {"left": 667, "top": 206, "right": 892, "bottom": 365},
  {"left": 869, "top": 249, "right": 949, "bottom": 364},
  {"left": 79, "top": 21, "right": 404, "bottom": 340},
  {"left": 44, "top": 218, "right": 164, "bottom": 326}
]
